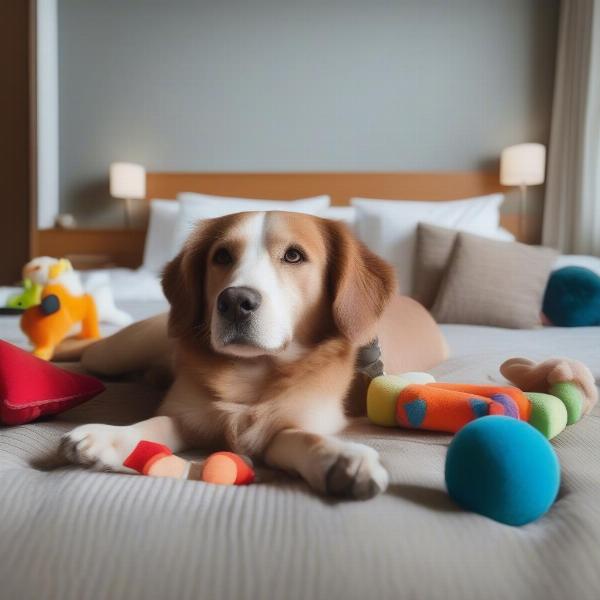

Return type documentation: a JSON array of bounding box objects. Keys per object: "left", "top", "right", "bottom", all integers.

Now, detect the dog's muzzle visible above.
[{"left": 217, "top": 286, "right": 262, "bottom": 324}]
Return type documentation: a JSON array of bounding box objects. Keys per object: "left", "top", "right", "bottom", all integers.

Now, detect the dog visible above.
[{"left": 61, "top": 211, "right": 397, "bottom": 499}]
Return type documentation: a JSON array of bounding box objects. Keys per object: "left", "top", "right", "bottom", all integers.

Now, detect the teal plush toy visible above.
[
  {"left": 445, "top": 417, "right": 560, "bottom": 526},
  {"left": 543, "top": 266, "right": 600, "bottom": 326}
]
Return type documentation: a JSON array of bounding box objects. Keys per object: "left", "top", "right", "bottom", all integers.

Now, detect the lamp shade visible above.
[
  {"left": 500, "top": 143, "right": 546, "bottom": 186},
  {"left": 109, "top": 162, "right": 146, "bottom": 199}
]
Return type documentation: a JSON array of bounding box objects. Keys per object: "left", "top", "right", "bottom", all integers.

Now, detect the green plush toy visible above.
[{"left": 6, "top": 279, "right": 43, "bottom": 310}]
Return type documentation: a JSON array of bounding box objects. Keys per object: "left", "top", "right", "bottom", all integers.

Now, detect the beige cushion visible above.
[
  {"left": 414, "top": 223, "right": 458, "bottom": 308},
  {"left": 431, "top": 231, "right": 558, "bottom": 328}
]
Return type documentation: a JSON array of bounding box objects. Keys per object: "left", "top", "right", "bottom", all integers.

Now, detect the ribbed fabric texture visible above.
[{"left": 1, "top": 325, "right": 599, "bottom": 600}]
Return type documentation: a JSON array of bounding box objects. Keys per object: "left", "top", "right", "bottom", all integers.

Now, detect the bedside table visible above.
[
  {"left": 62, "top": 254, "right": 115, "bottom": 270},
  {"left": 35, "top": 228, "right": 147, "bottom": 269}
]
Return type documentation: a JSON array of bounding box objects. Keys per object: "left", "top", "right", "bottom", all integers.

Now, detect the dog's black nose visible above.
[{"left": 217, "top": 287, "right": 262, "bottom": 322}]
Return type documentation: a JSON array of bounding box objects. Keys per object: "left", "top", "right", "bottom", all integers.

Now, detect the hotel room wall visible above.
[
  {"left": 58, "top": 0, "right": 559, "bottom": 227},
  {"left": 1, "top": 1, "right": 35, "bottom": 284}
]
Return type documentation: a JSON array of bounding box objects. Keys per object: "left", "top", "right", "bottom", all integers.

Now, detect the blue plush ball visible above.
[
  {"left": 445, "top": 416, "right": 560, "bottom": 526},
  {"left": 543, "top": 266, "right": 600, "bottom": 327}
]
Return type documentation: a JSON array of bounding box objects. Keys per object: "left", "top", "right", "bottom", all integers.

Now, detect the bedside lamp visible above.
[
  {"left": 109, "top": 162, "right": 146, "bottom": 228},
  {"left": 500, "top": 143, "right": 546, "bottom": 240}
]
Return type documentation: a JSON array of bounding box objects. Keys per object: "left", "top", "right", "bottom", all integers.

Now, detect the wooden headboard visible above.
[
  {"left": 38, "top": 170, "right": 531, "bottom": 270},
  {"left": 146, "top": 170, "right": 504, "bottom": 205}
]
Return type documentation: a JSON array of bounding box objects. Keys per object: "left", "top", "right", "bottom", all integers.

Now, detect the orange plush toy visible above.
[
  {"left": 20, "top": 282, "right": 100, "bottom": 361},
  {"left": 123, "top": 441, "right": 255, "bottom": 486}
]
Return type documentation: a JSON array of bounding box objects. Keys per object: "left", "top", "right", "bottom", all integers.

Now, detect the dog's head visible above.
[{"left": 162, "top": 211, "right": 396, "bottom": 358}]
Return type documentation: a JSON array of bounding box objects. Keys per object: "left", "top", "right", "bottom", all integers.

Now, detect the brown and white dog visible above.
[{"left": 62, "top": 211, "right": 397, "bottom": 499}]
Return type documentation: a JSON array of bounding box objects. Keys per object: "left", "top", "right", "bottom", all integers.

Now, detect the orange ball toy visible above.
[{"left": 123, "top": 441, "right": 255, "bottom": 486}]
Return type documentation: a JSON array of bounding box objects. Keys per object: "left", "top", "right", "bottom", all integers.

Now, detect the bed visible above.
[{"left": 1, "top": 172, "right": 599, "bottom": 600}]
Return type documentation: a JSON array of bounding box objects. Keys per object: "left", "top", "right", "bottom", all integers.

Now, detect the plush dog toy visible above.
[
  {"left": 123, "top": 441, "right": 255, "bottom": 486},
  {"left": 367, "top": 357, "right": 597, "bottom": 439},
  {"left": 20, "top": 282, "right": 100, "bottom": 360},
  {"left": 23, "top": 257, "right": 132, "bottom": 327}
]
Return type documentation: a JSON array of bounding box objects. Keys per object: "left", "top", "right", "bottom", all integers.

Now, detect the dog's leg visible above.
[
  {"left": 81, "top": 313, "right": 170, "bottom": 376},
  {"left": 264, "top": 429, "right": 389, "bottom": 500},
  {"left": 61, "top": 416, "right": 185, "bottom": 473}
]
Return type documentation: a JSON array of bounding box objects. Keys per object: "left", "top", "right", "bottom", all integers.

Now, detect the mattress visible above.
[{"left": 1, "top": 306, "right": 599, "bottom": 600}]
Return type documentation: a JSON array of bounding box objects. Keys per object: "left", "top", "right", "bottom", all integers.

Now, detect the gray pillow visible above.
[
  {"left": 414, "top": 223, "right": 458, "bottom": 308},
  {"left": 431, "top": 231, "right": 558, "bottom": 328}
]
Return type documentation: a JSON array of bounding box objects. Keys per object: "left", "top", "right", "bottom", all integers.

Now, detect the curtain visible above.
[{"left": 543, "top": 0, "right": 600, "bottom": 256}]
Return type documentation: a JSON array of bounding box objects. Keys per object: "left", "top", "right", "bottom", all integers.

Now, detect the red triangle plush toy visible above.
[{"left": 0, "top": 340, "right": 105, "bottom": 425}]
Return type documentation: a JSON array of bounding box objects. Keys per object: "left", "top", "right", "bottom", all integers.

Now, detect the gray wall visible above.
[{"left": 58, "top": 0, "right": 559, "bottom": 226}]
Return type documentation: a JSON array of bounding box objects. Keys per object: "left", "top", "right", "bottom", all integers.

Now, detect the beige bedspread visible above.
[{"left": 1, "top": 320, "right": 599, "bottom": 600}]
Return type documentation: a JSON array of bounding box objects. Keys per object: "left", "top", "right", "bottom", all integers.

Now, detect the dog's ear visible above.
[
  {"left": 162, "top": 251, "right": 196, "bottom": 338},
  {"left": 162, "top": 226, "right": 211, "bottom": 339},
  {"left": 325, "top": 219, "right": 397, "bottom": 344}
]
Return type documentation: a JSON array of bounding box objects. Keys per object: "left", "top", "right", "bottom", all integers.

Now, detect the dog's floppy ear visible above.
[
  {"left": 162, "top": 225, "right": 211, "bottom": 339},
  {"left": 325, "top": 219, "right": 396, "bottom": 344}
]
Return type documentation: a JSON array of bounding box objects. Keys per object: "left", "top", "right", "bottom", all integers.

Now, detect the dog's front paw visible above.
[
  {"left": 311, "top": 440, "right": 389, "bottom": 500},
  {"left": 60, "top": 424, "right": 137, "bottom": 472}
]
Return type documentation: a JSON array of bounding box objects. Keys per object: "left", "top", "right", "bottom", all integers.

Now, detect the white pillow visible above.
[
  {"left": 495, "top": 227, "right": 516, "bottom": 242},
  {"left": 554, "top": 254, "right": 600, "bottom": 276},
  {"left": 323, "top": 206, "right": 356, "bottom": 228},
  {"left": 142, "top": 199, "right": 179, "bottom": 273},
  {"left": 172, "top": 193, "right": 330, "bottom": 253},
  {"left": 351, "top": 194, "right": 505, "bottom": 294},
  {"left": 81, "top": 268, "right": 166, "bottom": 303}
]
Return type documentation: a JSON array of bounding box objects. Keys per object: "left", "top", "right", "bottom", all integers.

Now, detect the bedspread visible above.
[{"left": 1, "top": 313, "right": 599, "bottom": 600}]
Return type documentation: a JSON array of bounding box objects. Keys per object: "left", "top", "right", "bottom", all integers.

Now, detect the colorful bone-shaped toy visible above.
[
  {"left": 367, "top": 357, "right": 597, "bottom": 439},
  {"left": 123, "top": 440, "right": 255, "bottom": 486}
]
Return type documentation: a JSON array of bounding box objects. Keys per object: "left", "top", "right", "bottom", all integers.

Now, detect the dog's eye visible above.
[
  {"left": 283, "top": 247, "right": 304, "bottom": 264},
  {"left": 213, "top": 248, "right": 233, "bottom": 265}
]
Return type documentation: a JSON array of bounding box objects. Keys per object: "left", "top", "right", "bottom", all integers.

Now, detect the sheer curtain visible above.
[{"left": 543, "top": 0, "right": 600, "bottom": 256}]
